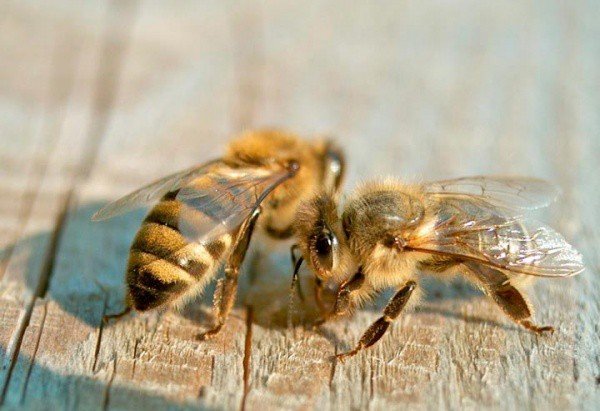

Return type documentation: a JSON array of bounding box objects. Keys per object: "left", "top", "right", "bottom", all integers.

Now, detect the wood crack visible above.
[
  {"left": 0, "top": 193, "right": 71, "bottom": 404},
  {"left": 0, "top": 23, "right": 78, "bottom": 282},
  {"left": 37, "top": 194, "right": 71, "bottom": 299},
  {"left": 329, "top": 346, "right": 337, "bottom": 389},
  {"left": 92, "top": 296, "right": 108, "bottom": 373},
  {"left": 131, "top": 338, "right": 139, "bottom": 380},
  {"left": 102, "top": 359, "right": 117, "bottom": 411},
  {"left": 19, "top": 302, "right": 48, "bottom": 404},
  {"left": 240, "top": 305, "right": 253, "bottom": 411},
  {"left": 0, "top": 308, "right": 29, "bottom": 404}
]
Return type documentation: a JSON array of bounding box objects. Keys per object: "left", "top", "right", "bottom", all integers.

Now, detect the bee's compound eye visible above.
[
  {"left": 316, "top": 234, "right": 332, "bottom": 256},
  {"left": 313, "top": 232, "right": 335, "bottom": 272}
]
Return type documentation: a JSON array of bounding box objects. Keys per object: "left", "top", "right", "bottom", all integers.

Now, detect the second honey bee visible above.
[
  {"left": 93, "top": 130, "right": 344, "bottom": 339},
  {"left": 293, "top": 176, "right": 584, "bottom": 360}
]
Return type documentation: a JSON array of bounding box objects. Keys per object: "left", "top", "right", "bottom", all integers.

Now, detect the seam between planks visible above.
[
  {"left": 0, "top": 24, "right": 82, "bottom": 404},
  {"left": 0, "top": 34, "right": 78, "bottom": 283},
  {"left": 102, "top": 358, "right": 118, "bottom": 411},
  {"left": 0, "top": 176, "right": 79, "bottom": 405},
  {"left": 240, "top": 305, "right": 254, "bottom": 411},
  {"left": 19, "top": 302, "right": 48, "bottom": 404},
  {"left": 92, "top": 296, "right": 108, "bottom": 373}
]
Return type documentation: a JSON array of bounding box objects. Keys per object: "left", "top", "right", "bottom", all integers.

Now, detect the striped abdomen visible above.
[{"left": 126, "top": 194, "right": 233, "bottom": 311}]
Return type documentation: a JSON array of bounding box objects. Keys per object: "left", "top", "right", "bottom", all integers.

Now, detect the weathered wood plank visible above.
[{"left": 0, "top": 1, "right": 598, "bottom": 410}]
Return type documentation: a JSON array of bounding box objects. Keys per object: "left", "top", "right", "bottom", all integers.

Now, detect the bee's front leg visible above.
[
  {"left": 336, "top": 280, "right": 417, "bottom": 362},
  {"left": 313, "top": 277, "right": 327, "bottom": 315},
  {"left": 197, "top": 208, "right": 261, "bottom": 341},
  {"left": 313, "top": 268, "right": 365, "bottom": 328}
]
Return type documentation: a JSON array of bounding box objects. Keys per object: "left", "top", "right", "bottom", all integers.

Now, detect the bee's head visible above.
[{"left": 293, "top": 192, "right": 353, "bottom": 282}]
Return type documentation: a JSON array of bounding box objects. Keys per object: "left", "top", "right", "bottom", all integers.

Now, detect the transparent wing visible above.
[
  {"left": 130, "top": 163, "right": 294, "bottom": 274},
  {"left": 423, "top": 176, "right": 560, "bottom": 210},
  {"left": 91, "top": 160, "right": 221, "bottom": 221},
  {"left": 175, "top": 165, "right": 294, "bottom": 244},
  {"left": 407, "top": 196, "right": 584, "bottom": 277}
]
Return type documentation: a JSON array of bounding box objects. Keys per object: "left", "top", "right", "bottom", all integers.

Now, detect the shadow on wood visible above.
[
  {"left": 3, "top": 200, "right": 497, "bottom": 335},
  {"left": 9, "top": 201, "right": 333, "bottom": 331},
  {"left": 0, "top": 346, "right": 203, "bottom": 409}
]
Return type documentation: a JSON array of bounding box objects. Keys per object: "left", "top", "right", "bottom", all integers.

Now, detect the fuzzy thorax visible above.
[{"left": 225, "top": 129, "right": 335, "bottom": 236}]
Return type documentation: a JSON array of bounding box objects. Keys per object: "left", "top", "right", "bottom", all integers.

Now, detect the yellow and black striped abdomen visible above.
[{"left": 126, "top": 196, "right": 232, "bottom": 311}]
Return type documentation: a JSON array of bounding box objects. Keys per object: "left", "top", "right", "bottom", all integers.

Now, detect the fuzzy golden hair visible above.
[
  {"left": 342, "top": 179, "right": 434, "bottom": 260},
  {"left": 225, "top": 129, "right": 333, "bottom": 233}
]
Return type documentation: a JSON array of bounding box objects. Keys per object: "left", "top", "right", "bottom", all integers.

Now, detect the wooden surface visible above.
[{"left": 1, "top": 1, "right": 599, "bottom": 410}]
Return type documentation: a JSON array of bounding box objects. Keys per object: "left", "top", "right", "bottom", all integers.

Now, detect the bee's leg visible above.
[
  {"left": 336, "top": 281, "right": 417, "bottom": 362},
  {"left": 289, "top": 244, "right": 305, "bottom": 301},
  {"left": 465, "top": 262, "right": 554, "bottom": 334},
  {"left": 290, "top": 244, "right": 300, "bottom": 267},
  {"left": 314, "top": 268, "right": 365, "bottom": 327},
  {"left": 102, "top": 305, "right": 132, "bottom": 324},
  {"left": 314, "top": 277, "right": 327, "bottom": 314},
  {"left": 197, "top": 208, "right": 261, "bottom": 341},
  {"left": 490, "top": 282, "right": 554, "bottom": 333}
]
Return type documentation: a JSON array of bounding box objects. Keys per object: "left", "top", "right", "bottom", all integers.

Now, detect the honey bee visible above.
[
  {"left": 93, "top": 129, "right": 345, "bottom": 340},
  {"left": 292, "top": 176, "right": 584, "bottom": 360}
]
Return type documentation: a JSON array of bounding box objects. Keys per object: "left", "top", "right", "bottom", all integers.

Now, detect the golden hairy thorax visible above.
[
  {"left": 225, "top": 130, "right": 330, "bottom": 236},
  {"left": 342, "top": 181, "right": 432, "bottom": 257},
  {"left": 340, "top": 180, "right": 439, "bottom": 287}
]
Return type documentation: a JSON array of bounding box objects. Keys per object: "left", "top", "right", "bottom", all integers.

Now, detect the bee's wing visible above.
[
  {"left": 408, "top": 196, "right": 584, "bottom": 277},
  {"left": 91, "top": 160, "right": 222, "bottom": 221},
  {"left": 424, "top": 176, "right": 560, "bottom": 210},
  {"left": 174, "top": 165, "right": 294, "bottom": 244}
]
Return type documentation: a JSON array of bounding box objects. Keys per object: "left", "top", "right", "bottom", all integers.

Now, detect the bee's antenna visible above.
[
  {"left": 287, "top": 256, "right": 305, "bottom": 329},
  {"left": 289, "top": 244, "right": 305, "bottom": 301},
  {"left": 291, "top": 257, "right": 305, "bottom": 302}
]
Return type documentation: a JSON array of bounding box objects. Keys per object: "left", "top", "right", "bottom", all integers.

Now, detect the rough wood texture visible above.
[{"left": 1, "top": 1, "right": 598, "bottom": 410}]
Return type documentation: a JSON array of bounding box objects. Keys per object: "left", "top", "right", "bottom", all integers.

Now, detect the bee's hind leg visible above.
[
  {"left": 197, "top": 208, "right": 261, "bottom": 341},
  {"left": 490, "top": 282, "right": 555, "bottom": 334},
  {"left": 465, "top": 262, "right": 555, "bottom": 334},
  {"left": 336, "top": 281, "right": 417, "bottom": 362}
]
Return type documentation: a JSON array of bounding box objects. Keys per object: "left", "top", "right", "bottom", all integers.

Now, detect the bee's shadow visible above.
[
  {"left": 8, "top": 201, "right": 142, "bottom": 327},
  {"left": 12, "top": 200, "right": 491, "bottom": 333}
]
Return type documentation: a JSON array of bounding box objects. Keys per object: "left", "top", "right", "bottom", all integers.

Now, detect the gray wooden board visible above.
[{"left": 0, "top": 1, "right": 598, "bottom": 410}]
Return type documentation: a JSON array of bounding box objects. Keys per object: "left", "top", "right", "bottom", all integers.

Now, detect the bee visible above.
[
  {"left": 292, "top": 176, "right": 584, "bottom": 360},
  {"left": 92, "top": 129, "right": 345, "bottom": 340}
]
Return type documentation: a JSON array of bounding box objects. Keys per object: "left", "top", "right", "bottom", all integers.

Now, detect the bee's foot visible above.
[
  {"left": 312, "top": 317, "right": 328, "bottom": 330},
  {"left": 521, "top": 320, "right": 555, "bottom": 335},
  {"left": 334, "top": 347, "right": 360, "bottom": 363},
  {"left": 102, "top": 306, "right": 132, "bottom": 324},
  {"left": 196, "top": 324, "right": 223, "bottom": 341}
]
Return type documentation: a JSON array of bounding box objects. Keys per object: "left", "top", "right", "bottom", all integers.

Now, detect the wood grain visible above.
[{"left": 0, "top": 1, "right": 598, "bottom": 410}]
